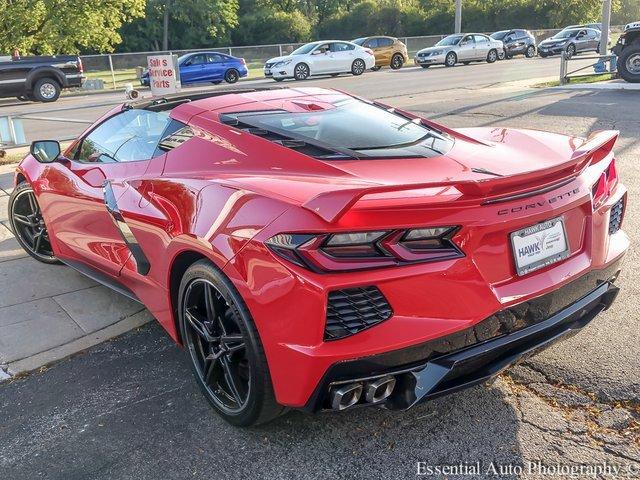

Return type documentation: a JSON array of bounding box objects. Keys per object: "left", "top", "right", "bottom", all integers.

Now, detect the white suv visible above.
[{"left": 264, "top": 41, "right": 375, "bottom": 81}]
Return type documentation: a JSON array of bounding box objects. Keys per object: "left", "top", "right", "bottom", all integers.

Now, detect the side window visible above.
[
  {"left": 76, "top": 110, "right": 173, "bottom": 163},
  {"left": 366, "top": 38, "right": 379, "bottom": 48},
  {"left": 331, "top": 42, "right": 354, "bottom": 52},
  {"left": 381, "top": 38, "right": 395, "bottom": 47},
  {"left": 315, "top": 43, "right": 330, "bottom": 54},
  {"left": 474, "top": 35, "right": 488, "bottom": 44},
  {"left": 206, "top": 53, "right": 223, "bottom": 63},
  {"left": 155, "top": 119, "right": 193, "bottom": 154},
  {"left": 186, "top": 54, "right": 206, "bottom": 66},
  {"left": 461, "top": 35, "right": 474, "bottom": 45}
]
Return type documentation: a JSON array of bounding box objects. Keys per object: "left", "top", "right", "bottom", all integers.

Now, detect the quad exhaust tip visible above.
[
  {"left": 365, "top": 376, "right": 396, "bottom": 404},
  {"left": 330, "top": 383, "right": 363, "bottom": 411},
  {"left": 329, "top": 375, "right": 397, "bottom": 411}
]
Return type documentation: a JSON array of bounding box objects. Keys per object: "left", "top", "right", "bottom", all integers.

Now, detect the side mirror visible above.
[{"left": 30, "top": 140, "right": 61, "bottom": 163}]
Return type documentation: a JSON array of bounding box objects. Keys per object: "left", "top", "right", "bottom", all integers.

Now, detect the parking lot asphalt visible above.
[
  {"left": 0, "top": 80, "right": 638, "bottom": 479},
  {"left": 0, "top": 55, "right": 597, "bottom": 146}
]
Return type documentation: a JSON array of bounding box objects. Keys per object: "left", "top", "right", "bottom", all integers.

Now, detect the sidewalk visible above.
[{"left": 0, "top": 164, "right": 152, "bottom": 380}]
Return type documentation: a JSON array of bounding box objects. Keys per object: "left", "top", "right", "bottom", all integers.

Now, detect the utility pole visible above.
[
  {"left": 455, "top": 0, "right": 462, "bottom": 34},
  {"left": 162, "top": 0, "right": 171, "bottom": 51},
  {"left": 600, "top": 0, "right": 611, "bottom": 55}
]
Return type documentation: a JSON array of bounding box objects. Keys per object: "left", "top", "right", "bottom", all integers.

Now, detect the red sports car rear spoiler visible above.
[{"left": 302, "top": 130, "right": 619, "bottom": 223}]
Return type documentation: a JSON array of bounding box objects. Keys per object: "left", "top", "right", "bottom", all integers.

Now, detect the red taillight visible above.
[
  {"left": 266, "top": 227, "right": 462, "bottom": 272},
  {"left": 240, "top": 57, "right": 246, "bottom": 65},
  {"left": 364, "top": 48, "right": 374, "bottom": 56},
  {"left": 592, "top": 159, "right": 618, "bottom": 208}
]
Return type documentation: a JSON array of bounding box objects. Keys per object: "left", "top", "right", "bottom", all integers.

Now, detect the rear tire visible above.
[
  {"left": 420, "top": 64, "right": 430, "bottom": 69},
  {"left": 32, "top": 77, "right": 61, "bottom": 102},
  {"left": 525, "top": 45, "right": 536, "bottom": 58},
  {"left": 486, "top": 49, "right": 498, "bottom": 63},
  {"left": 351, "top": 58, "right": 366, "bottom": 75},
  {"left": 273, "top": 78, "right": 284, "bottom": 82},
  {"left": 618, "top": 46, "right": 640, "bottom": 83},
  {"left": 445, "top": 52, "right": 457, "bottom": 67},
  {"left": 178, "top": 260, "right": 285, "bottom": 427},
  {"left": 462, "top": 61, "right": 471, "bottom": 65},
  {"left": 224, "top": 69, "right": 239, "bottom": 84},
  {"left": 390, "top": 53, "right": 404, "bottom": 70}
]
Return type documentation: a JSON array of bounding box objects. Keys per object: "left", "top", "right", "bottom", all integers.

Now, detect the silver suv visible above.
[{"left": 414, "top": 34, "right": 504, "bottom": 68}]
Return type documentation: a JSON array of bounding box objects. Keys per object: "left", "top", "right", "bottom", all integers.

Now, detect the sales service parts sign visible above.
[{"left": 147, "top": 55, "right": 181, "bottom": 96}]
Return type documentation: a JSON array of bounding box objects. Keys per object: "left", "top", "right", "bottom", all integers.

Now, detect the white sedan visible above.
[{"left": 264, "top": 41, "right": 376, "bottom": 81}]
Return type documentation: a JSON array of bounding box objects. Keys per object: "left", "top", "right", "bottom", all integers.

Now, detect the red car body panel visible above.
[{"left": 15, "top": 87, "right": 628, "bottom": 408}]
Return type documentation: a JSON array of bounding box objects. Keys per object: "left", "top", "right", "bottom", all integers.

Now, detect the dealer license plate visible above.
[{"left": 510, "top": 217, "right": 570, "bottom": 276}]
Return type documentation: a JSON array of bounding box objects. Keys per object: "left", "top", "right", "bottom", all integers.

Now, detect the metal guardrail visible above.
[{"left": 559, "top": 52, "right": 617, "bottom": 85}]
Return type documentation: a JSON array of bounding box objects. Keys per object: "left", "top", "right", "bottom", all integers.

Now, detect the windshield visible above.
[
  {"left": 352, "top": 38, "right": 366, "bottom": 46},
  {"left": 554, "top": 30, "right": 579, "bottom": 39},
  {"left": 436, "top": 35, "right": 463, "bottom": 46},
  {"left": 491, "top": 31, "right": 508, "bottom": 40},
  {"left": 233, "top": 99, "right": 442, "bottom": 151},
  {"left": 290, "top": 43, "right": 319, "bottom": 55}
]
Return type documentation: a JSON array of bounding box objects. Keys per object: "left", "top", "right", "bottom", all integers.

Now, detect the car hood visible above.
[
  {"left": 266, "top": 55, "right": 293, "bottom": 64},
  {"left": 417, "top": 46, "right": 450, "bottom": 54},
  {"left": 540, "top": 38, "right": 568, "bottom": 45}
]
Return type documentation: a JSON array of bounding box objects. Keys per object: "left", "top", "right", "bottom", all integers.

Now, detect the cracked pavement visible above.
[{"left": 0, "top": 82, "right": 638, "bottom": 479}]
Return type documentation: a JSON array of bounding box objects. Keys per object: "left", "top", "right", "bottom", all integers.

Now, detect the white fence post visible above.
[
  {"left": 559, "top": 52, "right": 568, "bottom": 85},
  {"left": 108, "top": 55, "right": 117, "bottom": 90}
]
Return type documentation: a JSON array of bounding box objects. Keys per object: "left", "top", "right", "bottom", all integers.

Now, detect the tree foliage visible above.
[{"left": 0, "top": 0, "right": 145, "bottom": 55}]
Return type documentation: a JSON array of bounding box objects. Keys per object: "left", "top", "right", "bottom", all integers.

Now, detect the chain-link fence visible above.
[{"left": 80, "top": 26, "right": 624, "bottom": 90}]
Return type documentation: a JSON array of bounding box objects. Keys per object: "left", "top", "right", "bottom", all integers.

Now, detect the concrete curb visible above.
[
  {"left": 2, "top": 310, "right": 153, "bottom": 380},
  {"left": 552, "top": 81, "right": 640, "bottom": 90}
]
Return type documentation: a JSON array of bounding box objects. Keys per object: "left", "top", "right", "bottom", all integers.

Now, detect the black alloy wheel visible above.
[
  {"left": 294, "top": 63, "right": 310, "bottom": 80},
  {"left": 390, "top": 53, "right": 404, "bottom": 70},
  {"left": 224, "top": 69, "right": 239, "bottom": 84},
  {"left": 566, "top": 44, "right": 576, "bottom": 58},
  {"left": 179, "top": 260, "right": 284, "bottom": 426},
  {"left": 9, "top": 182, "right": 59, "bottom": 264},
  {"left": 351, "top": 58, "right": 366, "bottom": 75}
]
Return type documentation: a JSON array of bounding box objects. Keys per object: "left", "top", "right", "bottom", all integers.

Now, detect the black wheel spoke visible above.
[
  {"left": 27, "top": 193, "right": 39, "bottom": 214},
  {"left": 186, "top": 310, "right": 216, "bottom": 343},
  {"left": 13, "top": 214, "right": 35, "bottom": 227},
  {"left": 220, "top": 355, "right": 243, "bottom": 405},
  {"left": 33, "top": 231, "right": 43, "bottom": 253},
  {"left": 183, "top": 279, "right": 250, "bottom": 413}
]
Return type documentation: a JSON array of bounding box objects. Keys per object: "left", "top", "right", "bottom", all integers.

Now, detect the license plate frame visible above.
[{"left": 510, "top": 216, "right": 570, "bottom": 276}]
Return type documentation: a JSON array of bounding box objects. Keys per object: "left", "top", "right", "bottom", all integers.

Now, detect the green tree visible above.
[
  {"left": 232, "top": 7, "right": 312, "bottom": 44},
  {"left": 0, "top": 0, "right": 145, "bottom": 55},
  {"left": 118, "top": 0, "right": 239, "bottom": 52}
]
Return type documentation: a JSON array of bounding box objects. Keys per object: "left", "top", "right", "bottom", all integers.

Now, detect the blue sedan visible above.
[{"left": 141, "top": 52, "right": 248, "bottom": 86}]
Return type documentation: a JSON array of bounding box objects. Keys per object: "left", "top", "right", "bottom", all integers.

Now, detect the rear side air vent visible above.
[
  {"left": 325, "top": 286, "right": 392, "bottom": 340},
  {"left": 609, "top": 198, "right": 625, "bottom": 234}
]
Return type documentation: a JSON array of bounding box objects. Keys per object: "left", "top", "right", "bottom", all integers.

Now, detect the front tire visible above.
[
  {"left": 525, "top": 45, "right": 536, "bottom": 58},
  {"left": 497, "top": 50, "right": 506, "bottom": 61},
  {"left": 224, "top": 69, "right": 239, "bottom": 84},
  {"left": 9, "top": 182, "right": 59, "bottom": 264},
  {"left": 178, "top": 260, "right": 284, "bottom": 427},
  {"left": 32, "top": 77, "right": 61, "bottom": 102},
  {"left": 390, "top": 53, "right": 404, "bottom": 70},
  {"left": 293, "top": 63, "right": 310, "bottom": 80},
  {"left": 351, "top": 58, "right": 366, "bottom": 76},
  {"left": 420, "top": 64, "right": 430, "bottom": 69},
  {"left": 445, "top": 52, "right": 457, "bottom": 67},
  {"left": 565, "top": 44, "right": 576, "bottom": 58},
  {"left": 618, "top": 46, "right": 640, "bottom": 83},
  {"left": 486, "top": 49, "right": 498, "bottom": 63}
]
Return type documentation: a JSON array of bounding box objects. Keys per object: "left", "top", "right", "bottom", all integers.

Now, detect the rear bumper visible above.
[{"left": 303, "top": 260, "right": 622, "bottom": 412}]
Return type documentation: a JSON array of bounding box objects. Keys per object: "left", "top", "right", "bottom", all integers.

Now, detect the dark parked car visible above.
[
  {"left": 538, "top": 28, "right": 601, "bottom": 58},
  {"left": 0, "top": 55, "right": 84, "bottom": 102},
  {"left": 141, "top": 52, "right": 248, "bottom": 87},
  {"left": 613, "top": 22, "right": 640, "bottom": 83},
  {"left": 490, "top": 29, "right": 536, "bottom": 59}
]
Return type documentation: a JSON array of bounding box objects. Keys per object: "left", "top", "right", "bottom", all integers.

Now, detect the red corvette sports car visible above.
[{"left": 10, "top": 87, "right": 627, "bottom": 426}]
